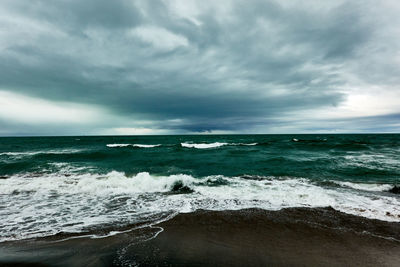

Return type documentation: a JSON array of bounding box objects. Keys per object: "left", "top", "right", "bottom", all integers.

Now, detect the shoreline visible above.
[{"left": 1, "top": 207, "right": 400, "bottom": 266}]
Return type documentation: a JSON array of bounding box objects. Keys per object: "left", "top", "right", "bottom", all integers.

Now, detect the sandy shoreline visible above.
[{"left": 1, "top": 207, "right": 400, "bottom": 266}]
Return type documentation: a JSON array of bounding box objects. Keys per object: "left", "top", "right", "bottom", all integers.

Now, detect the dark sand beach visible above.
[{"left": 1, "top": 207, "right": 399, "bottom": 266}]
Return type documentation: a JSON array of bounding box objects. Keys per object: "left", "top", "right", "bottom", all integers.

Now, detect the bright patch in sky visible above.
[
  {"left": 0, "top": 91, "right": 102, "bottom": 124},
  {"left": 130, "top": 26, "right": 189, "bottom": 51}
]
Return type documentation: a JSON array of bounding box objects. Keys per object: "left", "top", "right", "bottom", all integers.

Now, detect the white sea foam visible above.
[
  {"left": 180, "top": 142, "right": 257, "bottom": 149},
  {"left": 1, "top": 169, "right": 399, "bottom": 242},
  {"left": 133, "top": 144, "right": 161, "bottom": 148},
  {"left": 230, "top": 143, "right": 258, "bottom": 146},
  {"left": 106, "top": 144, "right": 131, "bottom": 147},
  {"left": 0, "top": 149, "right": 84, "bottom": 158},
  {"left": 181, "top": 142, "right": 228, "bottom": 149},
  {"left": 106, "top": 144, "right": 161, "bottom": 148},
  {"left": 237, "top": 143, "right": 258, "bottom": 146},
  {"left": 334, "top": 181, "right": 393, "bottom": 192},
  {"left": 343, "top": 154, "right": 400, "bottom": 171}
]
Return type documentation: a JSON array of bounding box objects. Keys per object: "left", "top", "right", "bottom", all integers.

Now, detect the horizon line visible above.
[{"left": 0, "top": 132, "right": 399, "bottom": 138}]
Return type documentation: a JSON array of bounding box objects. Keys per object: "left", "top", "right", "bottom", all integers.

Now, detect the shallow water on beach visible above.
[{"left": 0, "top": 134, "right": 399, "bottom": 242}]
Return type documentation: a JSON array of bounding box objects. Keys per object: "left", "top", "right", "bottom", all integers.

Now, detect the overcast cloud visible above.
[{"left": 0, "top": 0, "right": 399, "bottom": 135}]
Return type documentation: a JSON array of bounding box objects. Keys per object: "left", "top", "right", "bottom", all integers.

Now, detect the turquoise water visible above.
[
  {"left": 0, "top": 134, "right": 399, "bottom": 241},
  {"left": 1, "top": 134, "right": 399, "bottom": 182}
]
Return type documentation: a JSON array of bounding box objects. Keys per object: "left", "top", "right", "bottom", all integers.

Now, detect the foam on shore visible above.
[{"left": 1, "top": 169, "right": 399, "bottom": 242}]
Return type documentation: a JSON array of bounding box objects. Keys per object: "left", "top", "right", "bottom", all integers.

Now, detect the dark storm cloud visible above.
[{"left": 0, "top": 0, "right": 399, "bottom": 134}]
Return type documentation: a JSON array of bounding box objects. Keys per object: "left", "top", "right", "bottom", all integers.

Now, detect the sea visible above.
[{"left": 1, "top": 134, "right": 399, "bottom": 242}]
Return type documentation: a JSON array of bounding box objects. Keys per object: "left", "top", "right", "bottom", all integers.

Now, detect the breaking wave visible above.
[
  {"left": 181, "top": 142, "right": 258, "bottom": 149},
  {"left": 333, "top": 181, "right": 393, "bottom": 192},
  {"left": 106, "top": 144, "right": 161, "bottom": 148},
  {"left": 0, "top": 149, "right": 85, "bottom": 159},
  {"left": 181, "top": 142, "right": 228, "bottom": 149},
  {"left": 1, "top": 168, "right": 399, "bottom": 242}
]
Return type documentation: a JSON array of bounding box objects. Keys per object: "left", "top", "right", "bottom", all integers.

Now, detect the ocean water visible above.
[{"left": 0, "top": 134, "right": 399, "bottom": 242}]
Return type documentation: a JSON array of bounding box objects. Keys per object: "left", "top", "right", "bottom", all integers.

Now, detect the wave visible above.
[
  {"left": 181, "top": 142, "right": 257, "bottom": 149},
  {"left": 106, "top": 144, "right": 161, "bottom": 148},
  {"left": 333, "top": 181, "right": 393, "bottom": 192},
  {"left": 106, "top": 144, "right": 131, "bottom": 147},
  {"left": 0, "top": 143, "right": 258, "bottom": 157},
  {"left": 0, "top": 149, "right": 84, "bottom": 158},
  {"left": 181, "top": 142, "right": 228, "bottom": 149},
  {"left": 235, "top": 142, "right": 258, "bottom": 146},
  {"left": 1, "top": 170, "right": 399, "bottom": 242},
  {"left": 134, "top": 144, "right": 161, "bottom": 148},
  {"left": 289, "top": 139, "right": 375, "bottom": 151}
]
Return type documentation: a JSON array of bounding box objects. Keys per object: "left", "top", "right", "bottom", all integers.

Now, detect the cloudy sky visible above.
[{"left": 0, "top": 0, "right": 399, "bottom": 135}]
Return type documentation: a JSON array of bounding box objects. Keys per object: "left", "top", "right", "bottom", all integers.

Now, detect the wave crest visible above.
[
  {"left": 1, "top": 170, "right": 399, "bottom": 242},
  {"left": 181, "top": 142, "right": 257, "bottom": 149},
  {"left": 106, "top": 144, "right": 161, "bottom": 148},
  {"left": 333, "top": 181, "right": 393, "bottom": 192},
  {"left": 181, "top": 142, "right": 228, "bottom": 149}
]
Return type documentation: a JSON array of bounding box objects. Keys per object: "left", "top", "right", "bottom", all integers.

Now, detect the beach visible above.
[
  {"left": 1, "top": 135, "right": 400, "bottom": 266},
  {"left": 1, "top": 207, "right": 399, "bottom": 266}
]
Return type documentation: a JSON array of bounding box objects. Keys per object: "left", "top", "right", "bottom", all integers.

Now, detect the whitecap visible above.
[
  {"left": 106, "top": 144, "right": 161, "bottom": 148},
  {"left": 181, "top": 142, "right": 228, "bottom": 149},
  {"left": 234, "top": 143, "right": 258, "bottom": 146},
  {"left": 132, "top": 144, "right": 161, "bottom": 148},
  {"left": 0, "top": 149, "right": 84, "bottom": 158},
  {"left": 106, "top": 144, "right": 131, "bottom": 148}
]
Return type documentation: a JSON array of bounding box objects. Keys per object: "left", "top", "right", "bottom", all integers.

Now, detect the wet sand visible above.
[{"left": 1, "top": 207, "right": 400, "bottom": 266}]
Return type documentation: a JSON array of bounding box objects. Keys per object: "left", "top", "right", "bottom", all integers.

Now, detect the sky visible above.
[{"left": 0, "top": 0, "right": 399, "bottom": 136}]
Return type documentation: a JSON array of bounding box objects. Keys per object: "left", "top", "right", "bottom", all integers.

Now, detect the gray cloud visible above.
[{"left": 0, "top": 0, "right": 399, "bottom": 135}]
